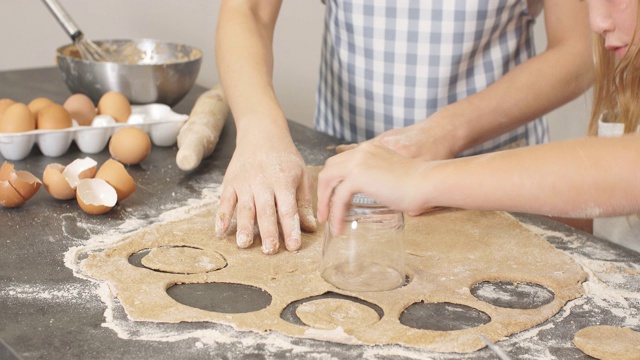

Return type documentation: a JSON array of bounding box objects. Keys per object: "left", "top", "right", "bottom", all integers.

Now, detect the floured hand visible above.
[
  {"left": 317, "top": 142, "right": 434, "bottom": 235},
  {"left": 215, "top": 128, "right": 316, "bottom": 255},
  {"left": 336, "top": 119, "right": 458, "bottom": 161}
]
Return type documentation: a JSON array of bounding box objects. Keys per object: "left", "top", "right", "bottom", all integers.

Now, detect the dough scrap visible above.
[
  {"left": 79, "top": 167, "right": 587, "bottom": 353},
  {"left": 573, "top": 325, "right": 640, "bottom": 360},
  {"left": 296, "top": 298, "right": 380, "bottom": 332},
  {"left": 141, "top": 246, "right": 226, "bottom": 274}
]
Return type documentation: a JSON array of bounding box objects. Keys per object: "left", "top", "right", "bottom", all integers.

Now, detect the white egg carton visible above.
[{"left": 0, "top": 104, "right": 189, "bottom": 161}]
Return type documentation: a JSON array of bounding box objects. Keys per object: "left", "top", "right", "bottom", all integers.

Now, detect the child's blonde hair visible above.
[{"left": 588, "top": 2, "right": 640, "bottom": 135}]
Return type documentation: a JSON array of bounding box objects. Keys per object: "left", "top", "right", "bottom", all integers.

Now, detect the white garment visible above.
[
  {"left": 593, "top": 116, "right": 640, "bottom": 252},
  {"left": 594, "top": 216, "right": 640, "bottom": 253}
]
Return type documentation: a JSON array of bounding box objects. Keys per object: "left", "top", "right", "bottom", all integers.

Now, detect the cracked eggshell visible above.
[
  {"left": 43, "top": 157, "right": 97, "bottom": 200},
  {"left": 0, "top": 180, "right": 25, "bottom": 207},
  {"left": 0, "top": 161, "right": 13, "bottom": 180},
  {"left": 76, "top": 178, "right": 117, "bottom": 215},
  {"left": 43, "top": 163, "right": 75, "bottom": 200},
  {"left": 95, "top": 159, "right": 136, "bottom": 201},
  {"left": 12, "top": 170, "right": 42, "bottom": 199},
  {"left": 0, "top": 161, "right": 41, "bottom": 207},
  {"left": 0, "top": 161, "right": 41, "bottom": 200},
  {"left": 61, "top": 157, "right": 97, "bottom": 189}
]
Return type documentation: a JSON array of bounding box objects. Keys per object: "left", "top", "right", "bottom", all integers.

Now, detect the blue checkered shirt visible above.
[{"left": 314, "top": 0, "right": 548, "bottom": 156}]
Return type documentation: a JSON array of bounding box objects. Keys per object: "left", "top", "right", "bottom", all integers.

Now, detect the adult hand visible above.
[
  {"left": 215, "top": 129, "right": 316, "bottom": 255},
  {"left": 337, "top": 118, "right": 459, "bottom": 161},
  {"left": 317, "top": 142, "right": 433, "bottom": 235}
]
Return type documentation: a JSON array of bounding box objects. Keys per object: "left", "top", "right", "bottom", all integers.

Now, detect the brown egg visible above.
[
  {"left": 63, "top": 93, "right": 97, "bottom": 126},
  {"left": 98, "top": 91, "right": 131, "bottom": 123},
  {"left": 0, "top": 103, "right": 36, "bottom": 133},
  {"left": 95, "top": 159, "right": 136, "bottom": 201},
  {"left": 108, "top": 127, "right": 151, "bottom": 165},
  {"left": 0, "top": 98, "right": 16, "bottom": 119},
  {"left": 37, "top": 103, "right": 73, "bottom": 130},
  {"left": 0, "top": 161, "right": 41, "bottom": 207},
  {"left": 76, "top": 178, "right": 117, "bottom": 215},
  {"left": 28, "top": 97, "right": 54, "bottom": 116}
]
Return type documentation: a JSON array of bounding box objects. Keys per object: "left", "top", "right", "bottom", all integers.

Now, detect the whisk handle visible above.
[{"left": 41, "top": 0, "right": 83, "bottom": 41}]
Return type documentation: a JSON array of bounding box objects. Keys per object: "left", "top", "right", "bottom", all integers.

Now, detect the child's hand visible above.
[{"left": 317, "top": 142, "right": 432, "bottom": 234}]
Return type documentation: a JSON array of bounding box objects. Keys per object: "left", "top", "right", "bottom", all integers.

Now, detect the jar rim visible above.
[{"left": 351, "top": 193, "right": 380, "bottom": 206}]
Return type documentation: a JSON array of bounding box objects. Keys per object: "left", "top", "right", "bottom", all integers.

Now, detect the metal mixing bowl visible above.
[{"left": 56, "top": 39, "right": 202, "bottom": 106}]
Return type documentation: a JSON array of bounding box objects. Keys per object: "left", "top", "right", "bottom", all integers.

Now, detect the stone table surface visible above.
[{"left": 0, "top": 67, "right": 638, "bottom": 360}]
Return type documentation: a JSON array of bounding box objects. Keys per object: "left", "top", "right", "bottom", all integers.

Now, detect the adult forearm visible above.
[
  {"left": 424, "top": 136, "right": 640, "bottom": 218},
  {"left": 215, "top": 1, "right": 288, "bottom": 136}
]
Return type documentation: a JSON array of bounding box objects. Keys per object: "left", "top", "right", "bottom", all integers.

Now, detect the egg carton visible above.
[{"left": 0, "top": 104, "right": 188, "bottom": 161}]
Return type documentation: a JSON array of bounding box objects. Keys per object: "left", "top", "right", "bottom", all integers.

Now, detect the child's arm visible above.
[{"left": 318, "top": 135, "right": 640, "bottom": 234}]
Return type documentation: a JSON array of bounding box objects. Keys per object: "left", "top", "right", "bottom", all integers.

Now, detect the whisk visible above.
[{"left": 41, "top": 0, "right": 113, "bottom": 62}]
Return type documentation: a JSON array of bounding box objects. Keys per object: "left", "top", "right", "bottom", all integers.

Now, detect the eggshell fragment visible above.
[
  {"left": 0, "top": 161, "right": 41, "bottom": 200},
  {"left": 0, "top": 161, "right": 41, "bottom": 207},
  {"left": 0, "top": 103, "right": 36, "bottom": 133},
  {"left": 98, "top": 91, "right": 131, "bottom": 123},
  {"left": 76, "top": 178, "right": 117, "bottom": 215},
  {"left": 95, "top": 159, "right": 136, "bottom": 201},
  {"left": 63, "top": 93, "right": 96, "bottom": 126},
  {"left": 108, "top": 127, "right": 151, "bottom": 165},
  {"left": 62, "top": 157, "right": 97, "bottom": 189},
  {"left": 12, "top": 170, "right": 42, "bottom": 199},
  {"left": 0, "top": 180, "right": 25, "bottom": 208},
  {"left": 37, "top": 103, "right": 73, "bottom": 130},
  {"left": 42, "top": 157, "right": 98, "bottom": 200},
  {"left": 0, "top": 161, "right": 14, "bottom": 180},
  {"left": 43, "top": 163, "right": 75, "bottom": 200}
]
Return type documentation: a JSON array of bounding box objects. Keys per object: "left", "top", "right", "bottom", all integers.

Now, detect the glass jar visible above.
[{"left": 321, "top": 193, "right": 405, "bottom": 292}]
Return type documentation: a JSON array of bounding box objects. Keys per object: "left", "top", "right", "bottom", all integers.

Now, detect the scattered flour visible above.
[{"left": 0, "top": 281, "right": 99, "bottom": 307}]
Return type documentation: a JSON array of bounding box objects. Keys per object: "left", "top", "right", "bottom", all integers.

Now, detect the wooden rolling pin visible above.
[{"left": 176, "top": 85, "right": 229, "bottom": 171}]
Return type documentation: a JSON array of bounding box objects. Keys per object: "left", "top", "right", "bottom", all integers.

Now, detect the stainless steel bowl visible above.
[{"left": 56, "top": 39, "right": 202, "bottom": 106}]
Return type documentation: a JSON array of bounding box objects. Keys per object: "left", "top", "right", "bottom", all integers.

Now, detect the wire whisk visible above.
[{"left": 42, "top": 0, "right": 113, "bottom": 62}]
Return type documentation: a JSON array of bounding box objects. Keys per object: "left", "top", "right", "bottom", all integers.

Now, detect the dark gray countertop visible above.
[{"left": 0, "top": 67, "right": 638, "bottom": 360}]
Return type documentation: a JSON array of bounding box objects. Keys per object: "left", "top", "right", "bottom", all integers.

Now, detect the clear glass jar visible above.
[{"left": 321, "top": 194, "right": 405, "bottom": 292}]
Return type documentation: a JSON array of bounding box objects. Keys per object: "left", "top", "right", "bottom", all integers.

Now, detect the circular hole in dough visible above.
[
  {"left": 573, "top": 325, "right": 640, "bottom": 360},
  {"left": 127, "top": 248, "right": 151, "bottom": 268},
  {"left": 280, "top": 292, "right": 384, "bottom": 327},
  {"left": 167, "top": 282, "right": 272, "bottom": 314},
  {"left": 399, "top": 301, "right": 490, "bottom": 331},
  {"left": 138, "top": 246, "right": 227, "bottom": 274},
  {"left": 295, "top": 298, "right": 380, "bottom": 332},
  {"left": 470, "top": 281, "right": 554, "bottom": 309}
]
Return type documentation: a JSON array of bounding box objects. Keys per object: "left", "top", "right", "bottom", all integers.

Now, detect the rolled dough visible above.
[
  {"left": 573, "top": 325, "right": 640, "bottom": 360},
  {"left": 79, "top": 166, "right": 587, "bottom": 353}
]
